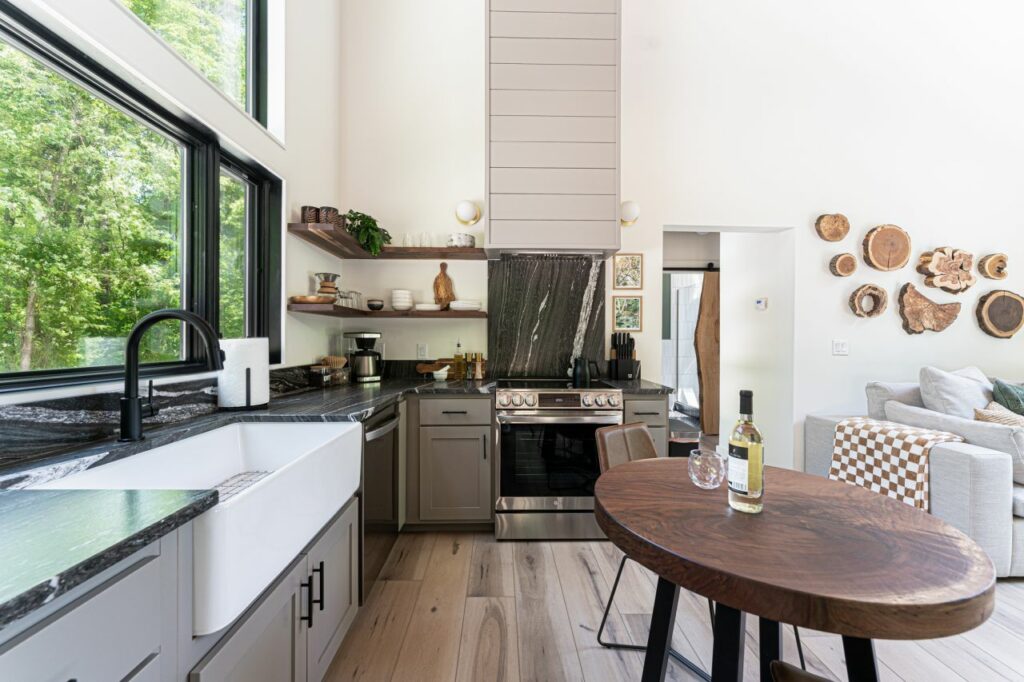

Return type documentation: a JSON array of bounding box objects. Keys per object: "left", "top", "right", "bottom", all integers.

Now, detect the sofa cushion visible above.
[
  {"left": 994, "top": 379, "right": 1024, "bottom": 416},
  {"left": 976, "top": 401, "right": 1024, "bottom": 428},
  {"left": 919, "top": 366, "right": 993, "bottom": 419},
  {"left": 885, "top": 400, "right": 1024, "bottom": 484},
  {"left": 1014, "top": 485, "right": 1024, "bottom": 518},
  {"left": 865, "top": 382, "right": 924, "bottom": 420}
]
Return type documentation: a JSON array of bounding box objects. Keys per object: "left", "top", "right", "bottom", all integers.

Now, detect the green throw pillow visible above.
[{"left": 993, "top": 379, "right": 1024, "bottom": 415}]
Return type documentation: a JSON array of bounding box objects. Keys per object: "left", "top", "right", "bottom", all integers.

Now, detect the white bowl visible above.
[
  {"left": 392, "top": 303, "right": 414, "bottom": 311},
  {"left": 415, "top": 303, "right": 442, "bottom": 311},
  {"left": 432, "top": 367, "right": 450, "bottom": 381}
]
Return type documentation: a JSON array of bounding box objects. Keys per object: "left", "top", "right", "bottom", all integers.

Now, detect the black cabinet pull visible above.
[
  {"left": 442, "top": 410, "right": 468, "bottom": 415},
  {"left": 300, "top": 577, "right": 314, "bottom": 627},
  {"left": 634, "top": 412, "right": 661, "bottom": 416},
  {"left": 312, "top": 561, "right": 325, "bottom": 611}
]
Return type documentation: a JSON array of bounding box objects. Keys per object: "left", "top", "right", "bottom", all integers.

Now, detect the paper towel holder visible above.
[{"left": 219, "top": 367, "right": 270, "bottom": 411}]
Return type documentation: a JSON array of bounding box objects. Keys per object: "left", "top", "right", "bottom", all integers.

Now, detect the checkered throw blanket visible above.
[{"left": 829, "top": 418, "right": 964, "bottom": 511}]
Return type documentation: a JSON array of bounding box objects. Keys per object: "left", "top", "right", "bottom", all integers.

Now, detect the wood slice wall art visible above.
[
  {"left": 863, "top": 224, "right": 912, "bottom": 271},
  {"left": 979, "top": 253, "right": 1008, "bottom": 280},
  {"left": 815, "top": 214, "right": 850, "bottom": 242},
  {"left": 897, "top": 283, "right": 960, "bottom": 334},
  {"left": 829, "top": 253, "right": 858, "bottom": 277},
  {"left": 917, "top": 247, "right": 977, "bottom": 294},
  {"left": 849, "top": 284, "right": 888, "bottom": 318},
  {"left": 977, "top": 290, "right": 1024, "bottom": 339}
]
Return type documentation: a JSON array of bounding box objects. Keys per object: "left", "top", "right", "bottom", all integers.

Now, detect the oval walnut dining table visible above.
[{"left": 594, "top": 459, "right": 996, "bottom": 682}]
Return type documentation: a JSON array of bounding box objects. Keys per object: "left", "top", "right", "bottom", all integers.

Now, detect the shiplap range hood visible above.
[{"left": 485, "top": 0, "right": 622, "bottom": 257}]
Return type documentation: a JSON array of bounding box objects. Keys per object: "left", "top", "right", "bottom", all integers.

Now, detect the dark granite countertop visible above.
[
  {"left": 605, "top": 378, "right": 674, "bottom": 395},
  {"left": 0, "top": 488, "right": 216, "bottom": 633},
  {"left": 0, "top": 378, "right": 493, "bottom": 633}
]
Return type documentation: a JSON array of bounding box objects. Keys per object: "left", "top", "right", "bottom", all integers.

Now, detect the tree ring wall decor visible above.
[
  {"left": 829, "top": 253, "right": 858, "bottom": 277},
  {"left": 898, "top": 283, "right": 960, "bottom": 334},
  {"left": 815, "top": 214, "right": 850, "bottom": 242},
  {"left": 977, "top": 290, "right": 1024, "bottom": 339},
  {"left": 849, "top": 284, "right": 888, "bottom": 318},
  {"left": 862, "top": 224, "right": 912, "bottom": 271},
  {"left": 917, "top": 247, "right": 977, "bottom": 294},
  {"left": 979, "top": 253, "right": 1009, "bottom": 280}
]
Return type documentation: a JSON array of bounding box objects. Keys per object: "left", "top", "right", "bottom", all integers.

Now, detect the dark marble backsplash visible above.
[
  {"left": 0, "top": 379, "right": 217, "bottom": 468},
  {"left": 488, "top": 254, "right": 605, "bottom": 378}
]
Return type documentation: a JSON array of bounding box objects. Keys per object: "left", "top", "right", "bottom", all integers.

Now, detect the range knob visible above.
[
  {"left": 524, "top": 393, "right": 537, "bottom": 407},
  {"left": 594, "top": 395, "right": 606, "bottom": 407},
  {"left": 511, "top": 393, "right": 525, "bottom": 407},
  {"left": 582, "top": 394, "right": 594, "bottom": 407},
  {"left": 497, "top": 393, "right": 512, "bottom": 407},
  {"left": 608, "top": 394, "right": 620, "bottom": 408}
]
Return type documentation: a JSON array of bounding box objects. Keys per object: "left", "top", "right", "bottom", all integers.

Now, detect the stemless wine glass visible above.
[{"left": 688, "top": 448, "right": 727, "bottom": 490}]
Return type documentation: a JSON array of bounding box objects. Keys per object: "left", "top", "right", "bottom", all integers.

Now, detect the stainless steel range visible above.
[{"left": 494, "top": 378, "right": 623, "bottom": 540}]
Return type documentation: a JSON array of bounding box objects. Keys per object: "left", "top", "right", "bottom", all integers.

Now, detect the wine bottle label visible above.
[{"left": 728, "top": 443, "right": 749, "bottom": 494}]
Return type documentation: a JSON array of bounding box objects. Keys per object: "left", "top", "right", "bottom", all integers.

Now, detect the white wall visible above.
[
  {"left": 334, "top": 0, "right": 486, "bottom": 360},
  {"left": 624, "top": 0, "right": 1024, "bottom": 466},
  {"left": 1, "top": 0, "right": 346, "bottom": 403},
  {"left": 719, "top": 231, "right": 796, "bottom": 465}
]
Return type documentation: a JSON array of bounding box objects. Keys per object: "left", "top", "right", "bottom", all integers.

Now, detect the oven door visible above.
[{"left": 496, "top": 411, "right": 622, "bottom": 506}]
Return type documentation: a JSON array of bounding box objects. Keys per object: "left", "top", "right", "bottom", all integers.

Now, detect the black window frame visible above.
[{"left": 0, "top": 2, "right": 282, "bottom": 394}]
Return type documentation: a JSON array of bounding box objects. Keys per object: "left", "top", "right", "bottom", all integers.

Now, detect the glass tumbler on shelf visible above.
[{"left": 688, "top": 448, "right": 727, "bottom": 490}]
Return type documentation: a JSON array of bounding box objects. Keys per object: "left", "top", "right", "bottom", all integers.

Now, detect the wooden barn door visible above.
[{"left": 695, "top": 271, "right": 720, "bottom": 435}]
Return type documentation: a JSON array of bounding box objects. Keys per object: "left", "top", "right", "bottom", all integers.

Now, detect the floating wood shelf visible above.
[
  {"left": 288, "top": 303, "right": 487, "bottom": 319},
  {"left": 288, "top": 223, "right": 486, "bottom": 260}
]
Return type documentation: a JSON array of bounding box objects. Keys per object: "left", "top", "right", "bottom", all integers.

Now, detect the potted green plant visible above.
[{"left": 344, "top": 210, "right": 392, "bottom": 256}]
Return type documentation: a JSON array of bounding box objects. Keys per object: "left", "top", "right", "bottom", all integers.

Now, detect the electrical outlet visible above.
[
  {"left": 832, "top": 339, "right": 850, "bottom": 356},
  {"left": 416, "top": 343, "right": 428, "bottom": 360}
]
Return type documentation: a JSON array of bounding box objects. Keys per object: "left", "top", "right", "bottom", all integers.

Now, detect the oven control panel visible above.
[{"left": 496, "top": 390, "right": 621, "bottom": 410}]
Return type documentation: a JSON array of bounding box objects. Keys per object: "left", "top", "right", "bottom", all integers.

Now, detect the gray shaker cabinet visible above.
[
  {"left": 0, "top": 547, "right": 168, "bottom": 682},
  {"left": 190, "top": 498, "right": 359, "bottom": 682},
  {"left": 189, "top": 554, "right": 309, "bottom": 682},
  {"left": 306, "top": 499, "right": 359, "bottom": 682},
  {"left": 419, "top": 425, "right": 492, "bottom": 521}
]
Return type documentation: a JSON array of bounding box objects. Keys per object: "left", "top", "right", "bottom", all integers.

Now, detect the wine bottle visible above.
[{"left": 728, "top": 390, "right": 764, "bottom": 513}]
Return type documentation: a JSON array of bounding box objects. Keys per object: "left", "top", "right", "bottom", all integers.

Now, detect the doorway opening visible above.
[{"left": 661, "top": 231, "right": 720, "bottom": 453}]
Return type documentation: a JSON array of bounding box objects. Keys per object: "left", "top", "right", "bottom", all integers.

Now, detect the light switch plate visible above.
[
  {"left": 755, "top": 298, "right": 768, "bottom": 311},
  {"left": 832, "top": 339, "right": 850, "bottom": 356},
  {"left": 416, "top": 343, "right": 428, "bottom": 360}
]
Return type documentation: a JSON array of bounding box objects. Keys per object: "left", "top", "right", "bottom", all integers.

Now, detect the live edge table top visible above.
[{"left": 594, "top": 460, "right": 995, "bottom": 641}]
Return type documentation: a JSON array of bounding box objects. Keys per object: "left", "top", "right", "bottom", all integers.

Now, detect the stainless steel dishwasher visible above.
[{"left": 360, "top": 402, "right": 400, "bottom": 603}]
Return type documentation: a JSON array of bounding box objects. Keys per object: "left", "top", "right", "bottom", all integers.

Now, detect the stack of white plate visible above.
[
  {"left": 449, "top": 300, "right": 482, "bottom": 311},
  {"left": 391, "top": 289, "right": 413, "bottom": 311},
  {"left": 414, "top": 303, "right": 441, "bottom": 311}
]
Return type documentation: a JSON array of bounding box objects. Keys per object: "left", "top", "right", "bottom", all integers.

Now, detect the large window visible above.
[
  {"left": 121, "top": 0, "right": 266, "bottom": 123},
  {"left": 0, "top": 7, "right": 280, "bottom": 391}
]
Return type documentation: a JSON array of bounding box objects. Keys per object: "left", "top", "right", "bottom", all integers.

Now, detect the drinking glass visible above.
[{"left": 688, "top": 448, "right": 726, "bottom": 489}]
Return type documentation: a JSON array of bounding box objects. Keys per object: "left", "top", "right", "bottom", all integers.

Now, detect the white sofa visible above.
[{"left": 804, "top": 378, "right": 1024, "bottom": 577}]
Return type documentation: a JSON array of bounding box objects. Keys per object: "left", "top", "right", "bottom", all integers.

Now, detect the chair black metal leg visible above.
[
  {"left": 597, "top": 556, "right": 711, "bottom": 681},
  {"left": 710, "top": 604, "right": 746, "bottom": 682},
  {"left": 641, "top": 577, "right": 680, "bottom": 682},
  {"left": 793, "top": 626, "right": 806, "bottom": 670},
  {"left": 842, "top": 636, "right": 879, "bottom": 682},
  {"left": 759, "top": 618, "right": 781, "bottom": 682}
]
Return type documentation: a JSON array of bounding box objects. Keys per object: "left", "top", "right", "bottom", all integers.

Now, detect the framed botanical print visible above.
[
  {"left": 612, "top": 296, "right": 643, "bottom": 332},
  {"left": 613, "top": 253, "right": 643, "bottom": 289}
]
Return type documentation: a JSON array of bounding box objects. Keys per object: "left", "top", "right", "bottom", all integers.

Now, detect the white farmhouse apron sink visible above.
[{"left": 34, "top": 422, "right": 362, "bottom": 636}]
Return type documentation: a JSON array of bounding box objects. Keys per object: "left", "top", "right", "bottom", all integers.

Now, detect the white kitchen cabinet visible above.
[{"left": 486, "top": 0, "right": 621, "bottom": 253}]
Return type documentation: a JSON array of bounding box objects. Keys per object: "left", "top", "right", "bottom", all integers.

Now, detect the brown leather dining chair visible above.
[{"left": 594, "top": 423, "right": 810, "bottom": 680}]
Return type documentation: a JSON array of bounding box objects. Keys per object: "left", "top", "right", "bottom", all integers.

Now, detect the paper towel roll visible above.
[{"left": 218, "top": 338, "right": 270, "bottom": 409}]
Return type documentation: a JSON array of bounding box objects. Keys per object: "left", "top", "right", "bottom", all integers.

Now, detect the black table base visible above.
[{"left": 641, "top": 578, "right": 880, "bottom": 682}]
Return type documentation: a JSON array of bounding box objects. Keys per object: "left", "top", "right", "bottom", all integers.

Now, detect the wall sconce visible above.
[
  {"left": 620, "top": 200, "right": 640, "bottom": 226},
  {"left": 455, "top": 200, "right": 481, "bottom": 226}
]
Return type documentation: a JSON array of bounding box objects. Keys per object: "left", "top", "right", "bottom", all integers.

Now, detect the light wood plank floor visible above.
[{"left": 327, "top": 532, "right": 1024, "bottom": 682}]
